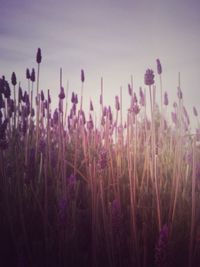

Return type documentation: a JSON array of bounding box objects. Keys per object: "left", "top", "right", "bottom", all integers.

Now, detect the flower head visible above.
[
  {"left": 41, "top": 90, "right": 45, "bottom": 101},
  {"left": 11, "top": 72, "right": 17, "bottom": 86},
  {"left": 90, "top": 100, "right": 94, "bottom": 111},
  {"left": 59, "top": 86, "right": 65, "bottom": 99},
  {"left": 36, "top": 48, "right": 42, "bottom": 64},
  {"left": 26, "top": 68, "right": 30, "bottom": 80},
  {"left": 81, "top": 69, "right": 85, "bottom": 83},
  {"left": 164, "top": 92, "right": 168, "bottom": 106},
  {"left": 115, "top": 95, "right": 120, "bottom": 111},
  {"left": 177, "top": 87, "right": 183, "bottom": 99},
  {"left": 128, "top": 84, "right": 132, "bottom": 96},
  {"left": 144, "top": 69, "right": 155, "bottom": 86},
  {"left": 30, "top": 68, "right": 35, "bottom": 82},
  {"left": 156, "top": 59, "right": 162, "bottom": 75}
]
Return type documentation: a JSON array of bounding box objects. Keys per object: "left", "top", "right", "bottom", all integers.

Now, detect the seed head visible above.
[
  {"left": 115, "top": 95, "right": 120, "bottom": 111},
  {"left": 41, "top": 90, "right": 45, "bottom": 101},
  {"left": 90, "top": 100, "right": 94, "bottom": 111},
  {"left": 164, "top": 92, "right": 168, "bottom": 106},
  {"left": 128, "top": 84, "right": 132, "bottom": 96},
  {"left": 30, "top": 68, "right": 35, "bottom": 82},
  {"left": 26, "top": 68, "right": 30, "bottom": 79},
  {"left": 156, "top": 59, "right": 162, "bottom": 75},
  {"left": 177, "top": 87, "right": 183, "bottom": 99},
  {"left": 81, "top": 69, "right": 85, "bottom": 83},
  {"left": 11, "top": 72, "right": 17, "bottom": 86},
  {"left": 36, "top": 48, "right": 42, "bottom": 64}
]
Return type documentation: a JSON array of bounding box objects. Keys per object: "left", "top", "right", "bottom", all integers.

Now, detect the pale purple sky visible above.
[{"left": 0, "top": 0, "right": 200, "bottom": 128}]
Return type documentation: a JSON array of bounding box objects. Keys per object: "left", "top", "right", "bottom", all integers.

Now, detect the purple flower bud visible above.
[
  {"left": 156, "top": 59, "right": 162, "bottom": 75},
  {"left": 164, "top": 92, "right": 168, "bottom": 106},
  {"left": 48, "top": 89, "right": 51, "bottom": 104},
  {"left": 115, "top": 96, "right": 120, "bottom": 111},
  {"left": 41, "top": 90, "right": 45, "bottom": 101},
  {"left": 26, "top": 68, "right": 30, "bottom": 79},
  {"left": 59, "top": 86, "right": 65, "bottom": 99},
  {"left": 144, "top": 69, "right": 155, "bottom": 86},
  {"left": 30, "top": 68, "right": 35, "bottom": 82},
  {"left": 177, "top": 87, "right": 183, "bottom": 99},
  {"left": 193, "top": 106, "right": 198, "bottom": 117},
  {"left": 74, "top": 94, "right": 78, "bottom": 104},
  {"left": 53, "top": 109, "right": 59, "bottom": 124},
  {"left": 164, "top": 119, "right": 167, "bottom": 130},
  {"left": 11, "top": 72, "right": 17, "bottom": 86},
  {"left": 128, "top": 84, "right": 132, "bottom": 96},
  {"left": 71, "top": 92, "right": 75, "bottom": 103},
  {"left": 81, "top": 69, "right": 85, "bottom": 82},
  {"left": 36, "top": 48, "right": 42, "bottom": 64},
  {"left": 18, "top": 86, "right": 23, "bottom": 103},
  {"left": 90, "top": 100, "right": 94, "bottom": 111},
  {"left": 173, "top": 102, "right": 177, "bottom": 108}
]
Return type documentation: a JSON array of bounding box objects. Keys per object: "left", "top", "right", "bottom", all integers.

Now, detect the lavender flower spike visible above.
[
  {"left": 115, "top": 95, "right": 120, "bottom": 111},
  {"left": 128, "top": 83, "right": 132, "bottom": 96},
  {"left": 59, "top": 86, "right": 65, "bottom": 99},
  {"left": 156, "top": 59, "right": 162, "bottom": 75},
  {"left": 26, "top": 68, "right": 31, "bottom": 80},
  {"left": 164, "top": 92, "right": 168, "bottom": 106},
  {"left": 36, "top": 48, "right": 42, "bottom": 64},
  {"left": 30, "top": 68, "right": 35, "bottom": 82},
  {"left": 81, "top": 69, "right": 85, "bottom": 83},
  {"left": 11, "top": 72, "right": 17, "bottom": 86},
  {"left": 144, "top": 69, "right": 155, "bottom": 86}
]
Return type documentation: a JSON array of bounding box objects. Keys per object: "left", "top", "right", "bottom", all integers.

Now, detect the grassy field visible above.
[{"left": 0, "top": 49, "right": 200, "bottom": 267}]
